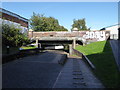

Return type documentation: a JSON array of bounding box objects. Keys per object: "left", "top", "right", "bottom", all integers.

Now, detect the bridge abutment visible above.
[
  {"left": 72, "top": 38, "right": 76, "bottom": 49},
  {"left": 36, "top": 39, "right": 38, "bottom": 48},
  {"left": 69, "top": 45, "right": 73, "bottom": 55}
]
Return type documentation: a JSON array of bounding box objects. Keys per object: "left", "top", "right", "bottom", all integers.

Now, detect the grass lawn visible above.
[
  {"left": 20, "top": 46, "right": 37, "bottom": 50},
  {"left": 75, "top": 41, "right": 120, "bottom": 88}
]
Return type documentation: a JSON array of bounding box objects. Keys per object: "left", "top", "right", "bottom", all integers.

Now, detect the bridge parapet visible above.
[
  {"left": 29, "top": 31, "right": 87, "bottom": 38},
  {"left": 33, "top": 36, "right": 82, "bottom": 41}
]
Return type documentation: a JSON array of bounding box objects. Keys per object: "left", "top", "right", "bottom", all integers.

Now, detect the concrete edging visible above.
[
  {"left": 58, "top": 54, "right": 68, "bottom": 65},
  {"left": 72, "top": 48, "right": 96, "bottom": 70}
]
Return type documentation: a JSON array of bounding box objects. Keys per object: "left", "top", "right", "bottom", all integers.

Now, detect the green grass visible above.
[
  {"left": 75, "top": 41, "right": 120, "bottom": 88},
  {"left": 76, "top": 41, "right": 106, "bottom": 55},
  {"left": 21, "top": 46, "right": 37, "bottom": 49}
]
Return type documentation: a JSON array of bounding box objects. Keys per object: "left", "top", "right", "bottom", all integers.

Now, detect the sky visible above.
[
  {"left": 1, "top": 0, "right": 120, "bottom": 2},
  {"left": 2, "top": 2, "right": 118, "bottom": 31}
]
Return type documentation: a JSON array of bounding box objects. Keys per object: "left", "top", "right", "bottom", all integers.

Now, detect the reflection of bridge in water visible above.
[{"left": 28, "top": 31, "right": 110, "bottom": 50}]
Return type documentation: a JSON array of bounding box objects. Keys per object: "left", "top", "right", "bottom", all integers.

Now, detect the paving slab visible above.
[{"left": 53, "top": 57, "right": 104, "bottom": 88}]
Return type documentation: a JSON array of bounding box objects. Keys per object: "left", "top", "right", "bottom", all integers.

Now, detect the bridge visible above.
[{"left": 28, "top": 30, "right": 110, "bottom": 53}]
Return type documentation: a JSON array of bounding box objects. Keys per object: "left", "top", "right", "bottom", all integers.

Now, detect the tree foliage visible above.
[
  {"left": 2, "top": 24, "right": 30, "bottom": 47},
  {"left": 72, "top": 18, "right": 89, "bottom": 31},
  {"left": 30, "top": 12, "right": 68, "bottom": 31}
]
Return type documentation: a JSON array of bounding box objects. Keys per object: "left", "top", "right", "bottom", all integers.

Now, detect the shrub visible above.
[{"left": 2, "top": 23, "right": 30, "bottom": 47}]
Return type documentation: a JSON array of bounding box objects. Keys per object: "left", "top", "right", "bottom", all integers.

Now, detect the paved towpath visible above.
[{"left": 53, "top": 56, "right": 104, "bottom": 88}]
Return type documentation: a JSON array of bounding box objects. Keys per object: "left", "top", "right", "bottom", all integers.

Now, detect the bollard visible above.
[{"left": 6, "top": 46, "right": 10, "bottom": 54}]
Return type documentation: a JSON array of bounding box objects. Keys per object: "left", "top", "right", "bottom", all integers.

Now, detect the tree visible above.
[
  {"left": 30, "top": 12, "right": 68, "bottom": 31},
  {"left": 71, "top": 18, "right": 89, "bottom": 31},
  {"left": 2, "top": 23, "right": 30, "bottom": 47}
]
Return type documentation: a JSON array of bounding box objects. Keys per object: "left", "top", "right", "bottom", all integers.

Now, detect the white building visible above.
[
  {"left": 101, "top": 24, "right": 120, "bottom": 40},
  {"left": 0, "top": 8, "right": 29, "bottom": 35}
]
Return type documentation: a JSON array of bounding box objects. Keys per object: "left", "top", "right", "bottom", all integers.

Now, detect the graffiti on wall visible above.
[{"left": 83, "top": 31, "right": 108, "bottom": 41}]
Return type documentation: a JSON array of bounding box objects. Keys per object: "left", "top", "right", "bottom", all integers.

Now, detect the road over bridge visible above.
[
  {"left": 29, "top": 31, "right": 110, "bottom": 42},
  {"left": 28, "top": 30, "right": 110, "bottom": 50}
]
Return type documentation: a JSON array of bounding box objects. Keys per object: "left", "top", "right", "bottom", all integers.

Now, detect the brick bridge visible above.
[{"left": 28, "top": 30, "right": 110, "bottom": 50}]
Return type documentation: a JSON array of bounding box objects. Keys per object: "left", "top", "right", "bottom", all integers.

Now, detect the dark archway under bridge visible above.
[
  {"left": 38, "top": 40, "right": 83, "bottom": 45},
  {"left": 31, "top": 39, "right": 83, "bottom": 53}
]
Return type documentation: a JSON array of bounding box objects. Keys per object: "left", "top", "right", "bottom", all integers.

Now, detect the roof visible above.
[
  {"left": 0, "top": 8, "right": 28, "bottom": 22},
  {"left": 100, "top": 24, "right": 120, "bottom": 30}
]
